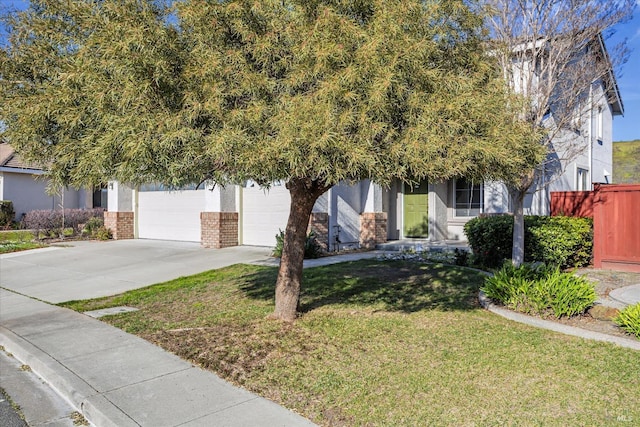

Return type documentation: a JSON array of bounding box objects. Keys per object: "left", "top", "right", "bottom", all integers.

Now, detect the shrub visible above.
[
  {"left": 23, "top": 208, "right": 104, "bottom": 238},
  {"left": 23, "top": 209, "right": 60, "bottom": 238},
  {"left": 94, "top": 226, "right": 113, "bottom": 241},
  {"left": 272, "top": 229, "right": 322, "bottom": 259},
  {"left": 464, "top": 215, "right": 514, "bottom": 268},
  {"left": 482, "top": 263, "right": 596, "bottom": 318},
  {"left": 64, "top": 208, "right": 105, "bottom": 233},
  {"left": 453, "top": 248, "right": 470, "bottom": 267},
  {"left": 82, "top": 216, "right": 105, "bottom": 236},
  {"left": 465, "top": 215, "right": 593, "bottom": 269},
  {"left": 526, "top": 216, "right": 593, "bottom": 269},
  {"left": 614, "top": 303, "right": 640, "bottom": 339},
  {"left": 82, "top": 217, "right": 112, "bottom": 240},
  {"left": 0, "top": 200, "right": 15, "bottom": 229}
]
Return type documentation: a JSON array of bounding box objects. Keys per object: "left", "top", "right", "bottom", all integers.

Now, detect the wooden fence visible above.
[{"left": 551, "top": 184, "right": 640, "bottom": 273}]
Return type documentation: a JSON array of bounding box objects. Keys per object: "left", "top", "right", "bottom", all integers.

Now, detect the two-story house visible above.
[{"left": 105, "top": 34, "right": 622, "bottom": 250}]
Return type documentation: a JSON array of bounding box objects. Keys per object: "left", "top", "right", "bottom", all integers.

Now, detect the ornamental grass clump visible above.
[
  {"left": 614, "top": 303, "right": 640, "bottom": 338},
  {"left": 482, "top": 263, "right": 596, "bottom": 318}
]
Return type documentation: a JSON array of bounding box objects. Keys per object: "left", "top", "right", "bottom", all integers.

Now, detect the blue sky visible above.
[
  {"left": 1, "top": 0, "right": 639, "bottom": 141},
  {"left": 609, "top": 4, "right": 640, "bottom": 141}
]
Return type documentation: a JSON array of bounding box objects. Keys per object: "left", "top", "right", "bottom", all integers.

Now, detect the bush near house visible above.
[
  {"left": 23, "top": 208, "right": 105, "bottom": 238},
  {"left": 81, "top": 216, "right": 112, "bottom": 240},
  {"left": 0, "top": 200, "right": 15, "bottom": 229},
  {"left": 465, "top": 215, "right": 593, "bottom": 269},
  {"left": 272, "top": 230, "right": 322, "bottom": 259},
  {"left": 482, "top": 263, "right": 597, "bottom": 318}
]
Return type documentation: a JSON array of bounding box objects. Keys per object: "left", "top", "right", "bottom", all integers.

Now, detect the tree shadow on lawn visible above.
[{"left": 238, "top": 260, "right": 484, "bottom": 314}]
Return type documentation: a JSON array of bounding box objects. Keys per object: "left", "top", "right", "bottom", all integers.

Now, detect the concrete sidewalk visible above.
[
  {"left": 0, "top": 290, "right": 315, "bottom": 426},
  {"left": 0, "top": 240, "right": 316, "bottom": 426}
]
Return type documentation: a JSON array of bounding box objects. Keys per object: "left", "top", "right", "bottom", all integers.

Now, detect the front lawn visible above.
[
  {"left": 62, "top": 260, "right": 640, "bottom": 426},
  {"left": 0, "top": 230, "right": 45, "bottom": 254}
]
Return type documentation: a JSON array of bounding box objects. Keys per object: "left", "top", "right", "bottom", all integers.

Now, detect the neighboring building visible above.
[
  {"left": 0, "top": 141, "right": 105, "bottom": 220},
  {"left": 105, "top": 35, "right": 622, "bottom": 248}
]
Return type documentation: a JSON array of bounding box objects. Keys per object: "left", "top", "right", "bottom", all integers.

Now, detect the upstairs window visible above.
[{"left": 596, "top": 106, "right": 603, "bottom": 143}]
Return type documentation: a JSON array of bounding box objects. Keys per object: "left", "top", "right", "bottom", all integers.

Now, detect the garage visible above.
[
  {"left": 241, "top": 184, "right": 290, "bottom": 246},
  {"left": 137, "top": 188, "right": 206, "bottom": 242}
]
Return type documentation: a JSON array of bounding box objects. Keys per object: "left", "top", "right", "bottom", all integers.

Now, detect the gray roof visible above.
[{"left": 0, "top": 141, "right": 42, "bottom": 171}]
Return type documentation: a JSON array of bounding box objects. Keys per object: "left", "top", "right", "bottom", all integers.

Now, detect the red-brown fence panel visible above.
[
  {"left": 593, "top": 184, "right": 640, "bottom": 272},
  {"left": 550, "top": 191, "right": 594, "bottom": 217}
]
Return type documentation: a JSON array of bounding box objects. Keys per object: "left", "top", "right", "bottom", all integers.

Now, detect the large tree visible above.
[
  {"left": 484, "top": 0, "right": 635, "bottom": 266},
  {"left": 1, "top": 0, "right": 542, "bottom": 321}
]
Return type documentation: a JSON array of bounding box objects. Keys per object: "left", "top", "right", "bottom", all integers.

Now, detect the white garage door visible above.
[
  {"left": 242, "top": 185, "right": 290, "bottom": 246},
  {"left": 137, "top": 189, "right": 205, "bottom": 242}
]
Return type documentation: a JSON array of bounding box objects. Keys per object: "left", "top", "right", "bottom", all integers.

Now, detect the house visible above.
[
  {"left": 0, "top": 141, "right": 105, "bottom": 220},
  {"left": 104, "top": 35, "right": 622, "bottom": 249}
]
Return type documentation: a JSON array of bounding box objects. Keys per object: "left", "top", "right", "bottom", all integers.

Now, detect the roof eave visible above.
[{"left": 597, "top": 33, "right": 624, "bottom": 116}]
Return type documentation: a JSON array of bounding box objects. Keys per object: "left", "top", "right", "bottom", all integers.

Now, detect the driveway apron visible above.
[{"left": 0, "top": 239, "right": 272, "bottom": 303}]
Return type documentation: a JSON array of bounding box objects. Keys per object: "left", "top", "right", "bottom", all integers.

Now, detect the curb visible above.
[
  {"left": 478, "top": 291, "right": 640, "bottom": 351},
  {"left": 0, "top": 326, "right": 138, "bottom": 427}
]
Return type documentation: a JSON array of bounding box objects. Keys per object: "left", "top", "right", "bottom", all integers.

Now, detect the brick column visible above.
[
  {"left": 308, "top": 212, "right": 329, "bottom": 253},
  {"left": 201, "top": 212, "right": 238, "bottom": 248},
  {"left": 360, "top": 212, "right": 387, "bottom": 249},
  {"left": 104, "top": 211, "right": 134, "bottom": 240}
]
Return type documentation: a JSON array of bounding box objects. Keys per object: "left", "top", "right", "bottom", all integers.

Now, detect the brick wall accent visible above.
[
  {"left": 360, "top": 212, "right": 387, "bottom": 249},
  {"left": 308, "top": 212, "right": 329, "bottom": 253},
  {"left": 201, "top": 212, "right": 238, "bottom": 248},
  {"left": 104, "top": 211, "right": 134, "bottom": 240}
]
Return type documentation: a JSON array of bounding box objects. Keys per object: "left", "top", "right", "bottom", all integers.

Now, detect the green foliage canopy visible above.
[{"left": 1, "top": 0, "right": 543, "bottom": 191}]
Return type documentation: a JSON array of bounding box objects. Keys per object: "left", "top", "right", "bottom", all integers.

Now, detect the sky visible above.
[
  {"left": 608, "top": 3, "right": 640, "bottom": 141},
  {"left": 1, "top": 0, "right": 639, "bottom": 141}
]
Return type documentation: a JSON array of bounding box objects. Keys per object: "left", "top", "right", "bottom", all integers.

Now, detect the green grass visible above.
[
  {"left": 0, "top": 230, "right": 45, "bottom": 253},
  {"left": 61, "top": 260, "right": 640, "bottom": 426},
  {"left": 613, "top": 140, "right": 640, "bottom": 184}
]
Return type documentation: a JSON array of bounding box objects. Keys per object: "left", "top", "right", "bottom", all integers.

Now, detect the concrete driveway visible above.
[{"left": 0, "top": 240, "right": 273, "bottom": 303}]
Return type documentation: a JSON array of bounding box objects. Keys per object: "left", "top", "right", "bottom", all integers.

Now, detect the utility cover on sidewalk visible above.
[{"left": 84, "top": 307, "right": 139, "bottom": 318}]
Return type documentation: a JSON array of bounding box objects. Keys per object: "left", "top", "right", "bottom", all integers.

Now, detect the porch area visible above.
[{"left": 376, "top": 238, "right": 469, "bottom": 253}]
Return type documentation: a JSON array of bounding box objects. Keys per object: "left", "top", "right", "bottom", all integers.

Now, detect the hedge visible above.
[
  {"left": 464, "top": 215, "right": 593, "bottom": 269},
  {"left": 23, "top": 208, "right": 105, "bottom": 237}
]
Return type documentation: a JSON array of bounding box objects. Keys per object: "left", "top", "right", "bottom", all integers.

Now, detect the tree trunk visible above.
[
  {"left": 272, "top": 178, "right": 329, "bottom": 322},
  {"left": 511, "top": 188, "right": 526, "bottom": 267}
]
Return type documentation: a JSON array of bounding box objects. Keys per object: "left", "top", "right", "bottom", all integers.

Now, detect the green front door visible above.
[{"left": 403, "top": 180, "right": 429, "bottom": 238}]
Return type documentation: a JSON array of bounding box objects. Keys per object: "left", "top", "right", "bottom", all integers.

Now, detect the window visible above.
[
  {"left": 572, "top": 102, "right": 582, "bottom": 134},
  {"left": 454, "top": 178, "right": 483, "bottom": 217},
  {"left": 577, "top": 168, "right": 589, "bottom": 191},
  {"left": 596, "top": 106, "right": 603, "bottom": 142}
]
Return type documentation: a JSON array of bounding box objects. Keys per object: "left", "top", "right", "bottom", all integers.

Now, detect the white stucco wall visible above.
[
  {"left": 329, "top": 182, "right": 363, "bottom": 250},
  {"left": 591, "top": 88, "right": 614, "bottom": 185},
  {"left": 107, "top": 181, "right": 134, "bottom": 212}
]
